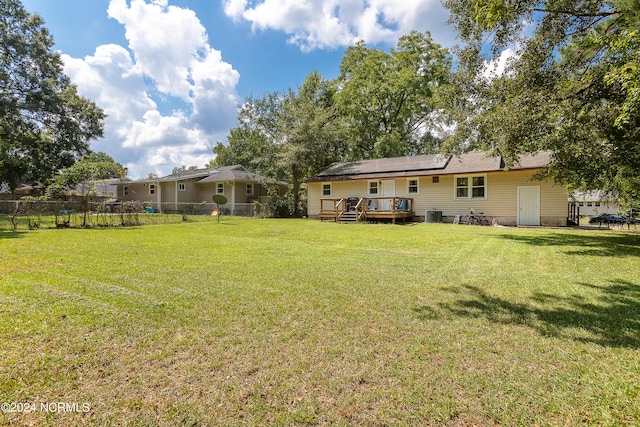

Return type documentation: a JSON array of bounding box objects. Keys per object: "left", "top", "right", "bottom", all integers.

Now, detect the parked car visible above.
[{"left": 588, "top": 213, "right": 639, "bottom": 225}]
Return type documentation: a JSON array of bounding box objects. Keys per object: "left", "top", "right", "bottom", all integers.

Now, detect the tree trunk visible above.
[{"left": 292, "top": 164, "right": 301, "bottom": 217}]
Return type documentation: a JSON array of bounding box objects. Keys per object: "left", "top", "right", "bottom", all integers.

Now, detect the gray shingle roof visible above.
[
  {"left": 570, "top": 190, "right": 617, "bottom": 202},
  {"left": 443, "top": 152, "right": 502, "bottom": 175},
  {"left": 316, "top": 154, "right": 449, "bottom": 178},
  {"left": 507, "top": 151, "right": 552, "bottom": 170},
  {"left": 196, "top": 167, "right": 285, "bottom": 185},
  {"left": 155, "top": 165, "right": 286, "bottom": 185},
  {"left": 157, "top": 166, "right": 236, "bottom": 182},
  {"left": 307, "top": 151, "right": 552, "bottom": 182}
]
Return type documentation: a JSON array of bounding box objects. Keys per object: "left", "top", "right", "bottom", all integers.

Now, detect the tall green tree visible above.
[
  {"left": 213, "top": 124, "right": 277, "bottom": 175},
  {"left": 46, "top": 152, "right": 127, "bottom": 196},
  {"left": 278, "top": 70, "right": 349, "bottom": 211},
  {"left": 171, "top": 165, "right": 198, "bottom": 174},
  {"left": 215, "top": 71, "right": 348, "bottom": 216},
  {"left": 443, "top": 0, "right": 640, "bottom": 206},
  {"left": 334, "top": 31, "right": 451, "bottom": 159},
  {"left": 46, "top": 152, "right": 126, "bottom": 225},
  {"left": 1, "top": 0, "right": 105, "bottom": 189}
]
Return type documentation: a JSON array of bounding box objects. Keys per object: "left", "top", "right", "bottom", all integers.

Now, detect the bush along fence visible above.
[{"left": 0, "top": 199, "right": 271, "bottom": 231}]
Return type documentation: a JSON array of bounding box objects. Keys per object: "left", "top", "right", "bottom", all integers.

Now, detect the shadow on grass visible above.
[
  {"left": 415, "top": 280, "right": 640, "bottom": 348},
  {"left": 0, "top": 230, "right": 27, "bottom": 239},
  {"left": 495, "top": 231, "right": 640, "bottom": 257}
]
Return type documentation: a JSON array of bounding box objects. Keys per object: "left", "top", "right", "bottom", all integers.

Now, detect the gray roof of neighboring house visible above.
[
  {"left": 307, "top": 151, "right": 553, "bottom": 182},
  {"left": 93, "top": 178, "right": 130, "bottom": 185},
  {"left": 570, "top": 190, "right": 618, "bottom": 202},
  {"left": 154, "top": 165, "right": 286, "bottom": 185}
]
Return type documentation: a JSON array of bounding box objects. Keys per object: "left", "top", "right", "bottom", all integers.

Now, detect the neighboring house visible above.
[
  {"left": 117, "top": 165, "right": 287, "bottom": 214},
  {"left": 569, "top": 191, "right": 620, "bottom": 217},
  {"left": 4, "top": 181, "right": 46, "bottom": 197},
  {"left": 68, "top": 178, "right": 129, "bottom": 197},
  {"left": 306, "top": 151, "right": 569, "bottom": 226}
]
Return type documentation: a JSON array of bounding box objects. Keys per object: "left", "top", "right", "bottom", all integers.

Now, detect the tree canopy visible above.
[
  {"left": 443, "top": 0, "right": 640, "bottom": 206},
  {"left": 215, "top": 34, "right": 452, "bottom": 214},
  {"left": 335, "top": 31, "right": 451, "bottom": 159},
  {"left": 1, "top": 0, "right": 105, "bottom": 189},
  {"left": 46, "top": 152, "right": 127, "bottom": 198},
  {"left": 214, "top": 70, "right": 348, "bottom": 216},
  {"left": 171, "top": 165, "right": 198, "bottom": 174}
]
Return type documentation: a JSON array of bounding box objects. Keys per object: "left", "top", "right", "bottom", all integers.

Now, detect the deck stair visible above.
[{"left": 338, "top": 211, "right": 357, "bottom": 223}]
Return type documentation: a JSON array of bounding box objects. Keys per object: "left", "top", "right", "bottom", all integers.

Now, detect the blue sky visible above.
[{"left": 22, "top": 0, "right": 460, "bottom": 178}]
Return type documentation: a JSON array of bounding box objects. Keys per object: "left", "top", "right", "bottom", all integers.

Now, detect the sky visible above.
[{"left": 21, "top": 0, "right": 464, "bottom": 179}]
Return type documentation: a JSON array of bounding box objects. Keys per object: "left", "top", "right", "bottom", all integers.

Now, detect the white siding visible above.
[{"left": 308, "top": 170, "right": 568, "bottom": 226}]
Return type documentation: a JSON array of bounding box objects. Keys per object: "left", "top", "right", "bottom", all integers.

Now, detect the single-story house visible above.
[
  {"left": 0, "top": 181, "right": 46, "bottom": 197},
  {"left": 569, "top": 190, "right": 620, "bottom": 217},
  {"left": 117, "top": 165, "right": 287, "bottom": 214},
  {"left": 68, "top": 178, "right": 129, "bottom": 197},
  {"left": 306, "top": 151, "right": 569, "bottom": 226}
]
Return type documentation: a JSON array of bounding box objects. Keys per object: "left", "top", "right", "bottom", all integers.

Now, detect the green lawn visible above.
[{"left": 1, "top": 218, "right": 639, "bottom": 426}]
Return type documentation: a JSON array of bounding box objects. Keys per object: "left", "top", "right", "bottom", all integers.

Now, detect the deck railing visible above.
[
  {"left": 355, "top": 198, "right": 366, "bottom": 222},
  {"left": 568, "top": 203, "right": 580, "bottom": 226},
  {"left": 320, "top": 197, "right": 413, "bottom": 222},
  {"left": 319, "top": 198, "right": 346, "bottom": 220}
]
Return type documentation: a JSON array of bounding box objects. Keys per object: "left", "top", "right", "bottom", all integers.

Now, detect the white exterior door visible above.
[
  {"left": 518, "top": 186, "right": 540, "bottom": 226},
  {"left": 381, "top": 180, "right": 395, "bottom": 210}
]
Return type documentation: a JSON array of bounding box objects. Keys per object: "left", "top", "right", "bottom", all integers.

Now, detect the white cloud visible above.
[
  {"left": 224, "top": 0, "right": 454, "bottom": 51},
  {"left": 481, "top": 46, "right": 519, "bottom": 79},
  {"left": 223, "top": 0, "right": 248, "bottom": 20},
  {"left": 480, "top": 19, "right": 532, "bottom": 79},
  {"left": 62, "top": 0, "right": 240, "bottom": 179},
  {"left": 189, "top": 47, "right": 241, "bottom": 133},
  {"left": 107, "top": 0, "right": 209, "bottom": 99},
  {"left": 62, "top": 44, "right": 155, "bottom": 126}
]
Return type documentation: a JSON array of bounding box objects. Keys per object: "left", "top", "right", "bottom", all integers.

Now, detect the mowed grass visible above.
[{"left": 1, "top": 218, "right": 640, "bottom": 426}]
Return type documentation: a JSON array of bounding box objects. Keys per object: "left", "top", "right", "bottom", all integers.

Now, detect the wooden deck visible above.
[{"left": 319, "top": 197, "right": 414, "bottom": 224}]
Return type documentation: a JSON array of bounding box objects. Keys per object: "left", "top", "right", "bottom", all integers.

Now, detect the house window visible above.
[
  {"left": 247, "top": 183, "right": 254, "bottom": 195},
  {"left": 408, "top": 179, "right": 419, "bottom": 194},
  {"left": 178, "top": 183, "right": 186, "bottom": 191},
  {"left": 322, "top": 183, "right": 332, "bottom": 196},
  {"left": 368, "top": 181, "right": 378, "bottom": 196},
  {"left": 455, "top": 175, "right": 487, "bottom": 199},
  {"left": 472, "top": 176, "right": 486, "bottom": 198},
  {"left": 123, "top": 186, "right": 129, "bottom": 196},
  {"left": 149, "top": 184, "right": 156, "bottom": 195},
  {"left": 216, "top": 183, "right": 224, "bottom": 195},
  {"left": 432, "top": 176, "right": 440, "bottom": 183},
  {"left": 456, "top": 177, "right": 469, "bottom": 198}
]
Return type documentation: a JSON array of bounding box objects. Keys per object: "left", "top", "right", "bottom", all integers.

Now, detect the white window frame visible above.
[
  {"left": 407, "top": 178, "right": 419, "bottom": 195},
  {"left": 321, "top": 183, "right": 332, "bottom": 197},
  {"left": 149, "top": 184, "right": 156, "bottom": 195},
  {"left": 178, "top": 183, "right": 186, "bottom": 191},
  {"left": 454, "top": 174, "right": 487, "bottom": 200},
  {"left": 123, "top": 186, "right": 129, "bottom": 196},
  {"left": 216, "top": 183, "right": 224, "bottom": 195},
  {"left": 246, "top": 183, "right": 254, "bottom": 196},
  {"left": 368, "top": 180, "right": 379, "bottom": 196}
]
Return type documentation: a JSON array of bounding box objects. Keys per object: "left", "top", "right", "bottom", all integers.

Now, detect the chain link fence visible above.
[{"left": 0, "top": 199, "right": 270, "bottom": 231}]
